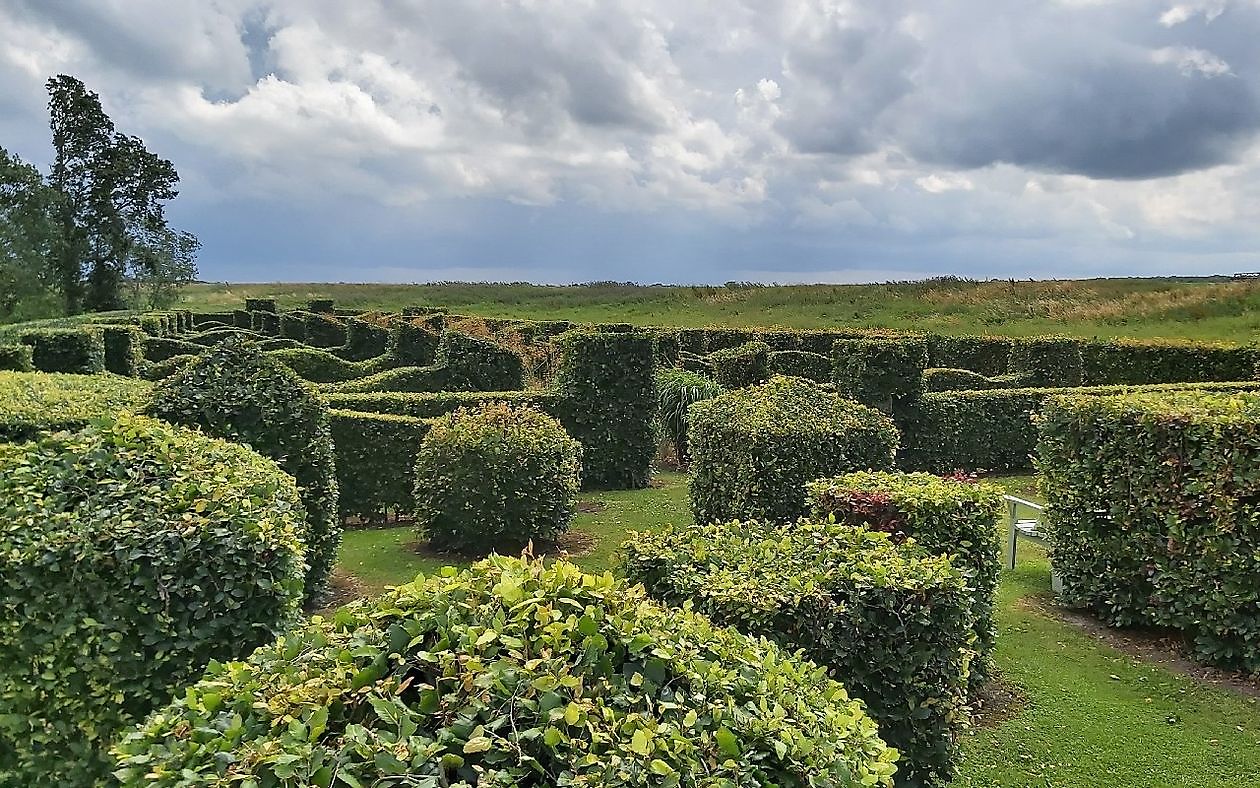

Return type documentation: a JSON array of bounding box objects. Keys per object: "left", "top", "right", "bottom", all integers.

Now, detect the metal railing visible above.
[{"left": 1004, "top": 494, "right": 1045, "bottom": 570}]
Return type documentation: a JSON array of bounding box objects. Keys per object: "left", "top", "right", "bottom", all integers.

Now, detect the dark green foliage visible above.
[
  {"left": 921, "top": 367, "right": 1027, "bottom": 392},
  {"left": 651, "top": 328, "right": 681, "bottom": 366},
  {"left": 702, "top": 327, "right": 756, "bottom": 352},
  {"left": 144, "top": 339, "right": 340, "bottom": 605},
  {"left": 655, "top": 368, "right": 724, "bottom": 462},
  {"left": 305, "top": 311, "right": 347, "bottom": 347},
  {"left": 138, "top": 313, "right": 166, "bottom": 336},
  {"left": 307, "top": 298, "right": 334, "bottom": 312},
  {"left": 1038, "top": 392, "right": 1260, "bottom": 670},
  {"left": 1081, "top": 338, "right": 1259, "bottom": 385},
  {"left": 756, "top": 329, "right": 870, "bottom": 354},
  {"left": 677, "top": 327, "right": 707, "bottom": 354},
  {"left": 768, "top": 349, "right": 831, "bottom": 381},
  {"left": 19, "top": 327, "right": 105, "bottom": 373},
  {"left": 688, "top": 376, "right": 899, "bottom": 523},
  {"left": 251, "top": 310, "right": 279, "bottom": 336},
  {"left": 324, "top": 390, "right": 564, "bottom": 418},
  {"left": 256, "top": 337, "right": 302, "bottom": 351},
  {"left": 339, "top": 317, "right": 391, "bottom": 361},
  {"left": 832, "top": 337, "right": 929, "bottom": 412},
  {"left": 0, "top": 371, "right": 150, "bottom": 442},
  {"left": 266, "top": 346, "right": 361, "bottom": 382},
  {"left": 708, "top": 340, "right": 771, "bottom": 388},
  {"left": 324, "top": 365, "right": 455, "bottom": 394},
  {"left": 0, "top": 344, "right": 32, "bottom": 371},
  {"left": 436, "top": 330, "right": 526, "bottom": 391},
  {"left": 330, "top": 410, "right": 432, "bottom": 520},
  {"left": 390, "top": 320, "right": 441, "bottom": 366},
  {"left": 244, "top": 297, "right": 276, "bottom": 312},
  {"left": 0, "top": 415, "right": 306, "bottom": 786},
  {"left": 621, "top": 521, "right": 971, "bottom": 787},
  {"left": 142, "top": 336, "right": 202, "bottom": 362},
  {"left": 413, "top": 403, "right": 582, "bottom": 554},
  {"left": 187, "top": 326, "right": 266, "bottom": 345},
  {"left": 926, "top": 335, "right": 1012, "bottom": 376},
  {"left": 232, "top": 309, "right": 252, "bottom": 328},
  {"left": 553, "top": 330, "right": 657, "bottom": 489},
  {"left": 1008, "top": 336, "right": 1084, "bottom": 387},
  {"left": 279, "top": 311, "right": 308, "bottom": 341},
  {"left": 807, "top": 471, "right": 1003, "bottom": 689},
  {"left": 100, "top": 324, "right": 143, "bottom": 376},
  {"left": 140, "top": 354, "right": 196, "bottom": 381},
  {"left": 191, "top": 312, "right": 233, "bottom": 328},
  {"left": 114, "top": 557, "right": 896, "bottom": 787}
]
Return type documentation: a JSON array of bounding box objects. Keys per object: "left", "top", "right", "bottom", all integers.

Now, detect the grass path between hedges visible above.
[{"left": 336, "top": 472, "right": 1260, "bottom": 787}]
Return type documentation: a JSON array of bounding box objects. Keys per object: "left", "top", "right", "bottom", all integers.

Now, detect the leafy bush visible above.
[
  {"left": 0, "top": 371, "right": 151, "bottom": 442},
  {"left": 390, "top": 320, "right": 441, "bottom": 366},
  {"left": 701, "top": 327, "right": 757, "bottom": 352},
  {"left": 768, "top": 349, "right": 831, "bottom": 381},
  {"left": 19, "top": 327, "right": 105, "bottom": 374},
  {"left": 251, "top": 309, "right": 280, "bottom": 336},
  {"left": 1008, "top": 336, "right": 1084, "bottom": 387},
  {"left": 413, "top": 402, "right": 581, "bottom": 554},
  {"left": 0, "top": 344, "right": 32, "bottom": 372},
  {"left": 115, "top": 557, "right": 896, "bottom": 787},
  {"left": 144, "top": 339, "right": 340, "bottom": 605},
  {"left": 926, "top": 334, "right": 1012, "bottom": 376},
  {"left": 1038, "top": 391, "right": 1260, "bottom": 670},
  {"left": 807, "top": 471, "right": 1003, "bottom": 689},
  {"left": 244, "top": 297, "right": 277, "bottom": 312},
  {"left": 100, "top": 325, "right": 143, "bottom": 376},
  {"left": 921, "top": 367, "right": 1028, "bottom": 392},
  {"left": 708, "top": 340, "right": 771, "bottom": 388},
  {"left": 689, "top": 376, "right": 899, "bottom": 523},
  {"left": 305, "top": 311, "right": 347, "bottom": 347},
  {"left": 656, "top": 368, "right": 724, "bottom": 462},
  {"left": 232, "top": 309, "right": 252, "bottom": 328},
  {"left": 323, "top": 365, "right": 458, "bottom": 394},
  {"left": 0, "top": 415, "right": 306, "bottom": 786},
  {"left": 267, "top": 346, "right": 363, "bottom": 382},
  {"left": 832, "top": 337, "right": 929, "bottom": 412},
  {"left": 330, "top": 409, "right": 432, "bottom": 519},
  {"left": 621, "top": 521, "right": 971, "bottom": 787}
]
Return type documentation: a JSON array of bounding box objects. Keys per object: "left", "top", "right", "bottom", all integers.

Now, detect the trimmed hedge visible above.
[
  {"left": 322, "top": 365, "right": 454, "bottom": 394},
  {"left": 689, "top": 376, "right": 899, "bottom": 523},
  {"left": 921, "top": 367, "right": 1028, "bottom": 392},
  {"left": 1008, "top": 336, "right": 1084, "bottom": 387},
  {"left": 436, "top": 330, "right": 526, "bottom": 391},
  {"left": 142, "top": 336, "right": 202, "bottom": 362},
  {"left": 0, "top": 415, "right": 306, "bottom": 786},
  {"left": 325, "top": 390, "right": 563, "bottom": 418},
  {"left": 100, "top": 325, "right": 144, "bottom": 376},
  {"left": 19, "top": 328, "right": 105, "bottom": 374},
  {"left": 832, "top": 337, "right": 929, "bottom": 412},
  {"left": 307, "top": 298, "right": 335, "bottom": 312},
  {"left": 1081, "top": 338, "right": 1259, "bottom": 385},
  {"left": 305, "top": 311, "right": 347, "bottom": 347},
  {"left": 926, "top": 334, "right": 1012, "bottom": 377},
  {"left": 330, "top": 409, "right": 433, "bottom": 519},
  {"left": 244, "top": 297, "right": 277, "bottom": 312},
  {"left": 656, "top": 368, "right": 724, "bottom": 462},
  {"left": 621, "top": 521, "right": 972, "bottom": 787},
  {"left": 414, "top": 403, "right": 582, "bottom": 554},
  {"left": 708, "top": 340, "right": 771, "bottom": 388},
  {"left": 339, "top": 317, "right": 391, "bottom": 361},
  {"left": 114, "top": 557, "right": 897, "bottom": 787},
  {"left": 140, "top": 354, "right": 197, "bottom": 382},
  {"left": 267, "top": 346, "right": 362, "bottom": 383},
  {"left": 251, "top": 310, "right": 280, "bottom": 336},
  {"left": 390, "top": 320, "right": 441, "bottom": 366},
  {"left": 232, "top": 309, "right": 252, "bottom": 329},
  {"left": 0, "top": 344, "right": 32, "bottom": 372},
  {"left": 768, "top": 349, "right": 831, "bottom": 381},
  {"left": 187, "top": 326, "right": 267, "bottom": 346},
  {"left": 144, "top": 339, "right": 340, "bottom": 605},
  {"left": 807, "top": 471, "right": 1003, "bottom": 690},
  {"left": 279, "top": 311, "right": 308, "bottom": 341},
  {"left": 0, "top": 371, "right": 151, "bottom": 442},
  {"left": 1038, "top": 391, "right": 1260, "bottom": 670}
]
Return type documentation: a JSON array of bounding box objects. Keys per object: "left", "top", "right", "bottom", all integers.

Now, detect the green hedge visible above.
[
  {"left": 324, "top": 389, "right": 563, "bottom": 418},
  {"left": 231, "top": 309, "right": 252, "bottom": 329},
  {"left": 187, "top": 326, "right": 267, "bottom": 346},
  {"left": 0, "top": 371, "right": 151, "bottom": 442},
  {"left": 436, "top": 330, "right": 526, "bottom": 391},
  {"left": 832, "top": 337, "right": 929, "bottom": 412},
  {"left": 279, "top": 311, "right": 308, "bottom": 341},
  {"left": 1081, "top": 338, "right": 1259, "bottom": 385},
  {"left": 100, "top": 325, "right": 144, "bottom": 376},
  {"left": 244, "top": 297, "right": 277, "bottom": 312},
  {"left": 1008, "top": 336, "right": 1084, "bottom": 387},
  {"left": 656, "top": 368, "right": 724, "bottom": 462},
  {"left": 251, "top": 310, "right": 280, "bottom": 336},
  {"left": 338, "top": 317, "right": 391, "bottom": 361},
  {"left": 922, "top": 367, "right": 1028, "bottom": 392},
  {"left": 330, "top": 409, "right": 433, "bottom": 519},
  {"left": 768, "top": 349, "right": 831, "bottom": 381},
  {"left": 389, "top": 320, "right": 441, "bottom": 366},
  {"left": 191, "top": 311, "right": 233, "bottom": 328},
  {"left": 305, "top": 311, "right": 347, "bottom": 347},
  {"left": 414, "top": 403, "right": 582, "bottom": 554},
  {"left": 708, "top": 340, "right": 770, "bottom": 388},
  {"left": 140, "top": 354, "right": 197, "bottom": 381},
  {"left": 19, "top": 328, "right": 105, "bottom": 374},
  {"left": 689, "top": 376, "right": 899, "bottom": 523},
  {"left": 926, "top": 334, "right": 1012, "bottom": 377},
  {"left": 807, "top": 471, "right": 1003, "bottom": 690},
  {"left": 322, "top": 365, "right": 455, "bottom": 394},
  {"left": 114, "top": 556, "right": 896, "bottom": 787},
  {"left": 0, "top": 344, "right": 32, "bottom": 372},
  {"left": 307, "top": 298, "right": 334, "bottom": 312},
  {"left": 267, "top": 346, "right": 362, "bottom": 382},
  {"left": 0, "top": 415, "right": 306, "bottom": 786},
  {"left": 1038, "top": 391, "right": 1260, "bottom": 670},
  {"left": 900, "top": 380, "right": 1260, "bottom": 474},
  {"left": 145, "top": 339, "right": 340, "bottom": 606},
  {"left": 621, "top": 521, "right": 971, "bottom": 787},
  {"left": 142, "top": 336, "right": 202, "bottom": 362}
]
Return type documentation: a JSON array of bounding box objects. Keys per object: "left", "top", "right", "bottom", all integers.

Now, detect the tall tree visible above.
[{"left": 0, "top": 147, "right": 64, "bottom": 321}]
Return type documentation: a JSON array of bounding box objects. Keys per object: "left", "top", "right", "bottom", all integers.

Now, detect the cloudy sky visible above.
[{"left": 3, "top": 0, "right": 1260, "bottom": 284}]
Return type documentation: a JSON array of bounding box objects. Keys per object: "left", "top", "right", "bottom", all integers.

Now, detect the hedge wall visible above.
[
  {"left": 338, "top": 317, "right": 391, "bottom": 361},
  {"left": 768, "top": 349, "right": 831, "bottom": 381},
  {"left": 329, "top": 409, "right": 432, "bottom": 519},
  {"left": 142, "top": 336, "right": 203, "bottom": 362},
  {"left": 1081, "top": 338, "right": 1259, "bottom": 385},
  {"left": 1008, "top": 336, "right": 1084, "bottom": 387},
  {"left": 244, "top": 297, "right": 277, "bottom": 312},
  {"left": 926, "top": 334, "right": 1012, "bottom": 377},
  {"left": 832, "top": 337, "right": 929, "bottom": 413},
  {"left": 100, "top": 325, "right": 144, "bottom": 376},
  {"left": 305, "top": 311, "right": 347, "bottom": 347},
  {"left": 621, "top": 521, "right": 972, "bottom": 787},
  {"left": 19, "top": 328, "right": 105, "bottom": 374},
  {"left": 922, "top": 367, "right": 1027, "bottom": 392},
  {"left": 708, "top": 340, "right": 771, "bottom": 388},
  {"left": 279, "top": 311, "right": 308, "bottom": 341},
  {"left": 389, "top": 321, "right": 441, "bottom": 366},
  {"left": 267, "top": 346, "right": 362, "bottom": 382},
  {"left": 324, "top": 389, "right": 563, "bottom": 418},
  {"left": 436, "top": 330, "right": 526, "bottom": 391},
  {"left": 0, "top": 344, "right": 32, "bottom": 372},
  {"left": 689, "top": 376, "right": 899, "bottom": 523},
  {"left": 0, "top": 371, "right": 151, "bottom": 443},
  {"left": 1038, "top": 391, "right": 1260, "bottom": 671},
  {"left": 0, "top": 415, "right": 306, "bottom": 786},
  {"left": 114, "top": 557, "right": 897, "bottom": 787},
  {"left": 307, "top": 298, "right": 334, "bottom": 312}
]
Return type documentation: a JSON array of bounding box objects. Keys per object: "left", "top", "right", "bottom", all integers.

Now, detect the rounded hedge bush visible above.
[
  {"left": 0, "top": 343, "right": 33, "bottom": 371},
  {"left": 114, "top": 557, "right": 897, "bottom": 787},
  {"left": 689, "top": 375, "right": 899, "bottom": 524},
  {"left": 144, "top": 338, "right": 340, "bottom": 605},
  {"left": 414, "top": 402, "right": 581, "bottom": 554},
  {"left": 0, "top": 414, "right": 307, "bottom": 786}
]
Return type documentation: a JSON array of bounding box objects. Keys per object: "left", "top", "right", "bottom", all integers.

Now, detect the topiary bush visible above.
[
  {"left": 0, "top": 414, "right": 306, "bottom": 786},
  {"left": 768, "top": 349, "right": 831, "bottom": 381},
  {"left": 1008, "top": 336, "right": 1084, "bottom": 387},
  {"left": 114, "top": 556, "right": 897, "bottom": 787},
  {"left": 142, "top": 336, "right": 202, "bottom": 362},
  {"left": 144, "top": 338, "right": 340, "bottom": 605},
  {"left": 689, "top": 376, "right": 899, "bottom": 524},
  {"left": 100, "top": 325, "right": 144, "bottom": 376},
  {"left": 413, "top": 402, "right": 581, "bottom": 554},
  {"left": 19, "top": 327, "right": 105, "bottom": 374},
  {"left": 621, "top": 520, "right": 972, "bottom": 787},
  {"left": 1037, "top": 391, "right": 1260, "bottom": 670},
  {"left": 0, "top": 344, "right": 32, "bottom": 372},
  {"left": 655, "top": 367, "right": 724, "bottom": 463},
  {"left": 926, "top": 334, "right": 1012, "bottom": 377},
  {"left": 330, "top": 409, "right": 433, "bottom": 519},
  {"left": 140, "top": 354, "right": 197, "bottom": 382},
  {"left": 708, "top": 340, "right": 771, "bottom": 388},
  {"left": 807, "top": 471, "right": 1003, "bottom": 690},
  {"left": 832, "top": 336, "right": 929, "bottom": 413},
  {"left": 0, "top": 371, "right": 151, "bottom": 442}
]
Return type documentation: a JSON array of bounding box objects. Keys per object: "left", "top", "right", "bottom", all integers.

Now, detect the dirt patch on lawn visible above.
[
  {"left": 407, "top": 528, "right": 601, "bottom": 562},
  {"left": 577, "top": 501, "right": 607, "bottom": 514},
  {"left": 312, "top": 569, "right": 370, "bottom": 613},
  {"left": 970, "top": 673, "right": 1029, "bottom": 728}
]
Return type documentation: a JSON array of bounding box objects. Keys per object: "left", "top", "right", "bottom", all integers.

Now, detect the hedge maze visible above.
[{"left": 2, "top": 298, "right": 1260, "bottom": 785}]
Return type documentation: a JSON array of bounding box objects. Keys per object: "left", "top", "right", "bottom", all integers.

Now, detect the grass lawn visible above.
[{"left": 336, "top": 471, "right": 1260, "bottom": 787}]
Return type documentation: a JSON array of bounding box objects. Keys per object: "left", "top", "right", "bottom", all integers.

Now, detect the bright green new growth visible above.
[
  {"left": 0, "top": 414, "right": 306, "bottom": 787},
  {"left": 114, "top": 557, "right": 897, "bottom": 787},
  {"left": 0, "top": 370, "right": 151, "bottom": 442}
]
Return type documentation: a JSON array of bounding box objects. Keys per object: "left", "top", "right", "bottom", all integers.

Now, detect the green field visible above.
[{"left": 173, "top": 277, "right": 1260, "bottom": 342}]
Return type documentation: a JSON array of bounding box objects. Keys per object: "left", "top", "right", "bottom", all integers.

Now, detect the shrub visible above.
[
  {"left": 251, "top": 310, "right": 280, "bottom": 336},
  {"left": 279, "top": 311, "right": 308, "bottom": 341},
  {"left": 708, "top": 340, "right": 771, "bottom": 388},
  {"left": 926, "top": 334, "right": 1012, "bottom": 376},
  {"left": 138, "top": 312, "right": 166, "bottom": 336},
  {"left": 832, "top": 337, "right": 929, "bottom": 412},
  {"left": 413, "top": 403, "right": 581, "bottom": 554},
  {"left": 232, "top": 309, "right": 252, "bottom": 328},
  {"left": 651, "top": 328, "right": 681, "bottom": 366},
  {"left": 807, "top": 471, "right": 1003, "bottom": 689},
  {"left": 1008, "top": 336, "right": 1084, "bottom": 387},
  {"left": 244, "top": 297, "right": 277, "bottom": 312},
  {"left": 191, "top": 311, "right": 233, "bottom": 328},
  {"left": 144, "top": 339, "right": 339, "bottom": 605},
  {"left": 339, "top": 317, "right": 391, "bottom": 360},
  {"left": 390, "top": 320, "right": 441, "bottom": 366},
  {"left": 307, "top": 298, "right": 335, "bottom": 312},
  {"left": 0, "top": 415, "right": 306, "bottom": 786},
  {"left": 305, "top": 311, "right": 347, "bottom": 347},
  {"left": 0, "top": 371, "right": 151, "bottom": 442},
  {"left": 689, "top": 376, "right": 899, "bottom": 523},
  {"left": 768, "top": 349, "right": 831, "bottom": 381},
  {"left": 142, "top": 336, "right": 202, "bottom": 362},
  {"left": 553, "top": 330, "right": 657, "bottom": 488},
  {"left": 436, "top": 330, "right": 526, "bottom": 391},
  {"left": 140, "top": 354, "right": 197, "bottom": 382},
  {"left": 0, "top": 344, "right": 32, "bottom": 372},
  {"left": 266, "top": 346, "right": 361, "bottom": 382},
  {"left": 330, "top": 409, "right": 432, "bottom": 519},
  {"left": 701, "top": 327, "right": 757, "bottom": 352},
  {"left": 322, "top": 365, "right": 454, "bottom": 394},
  {"left": 187, "top": 326, "right": 266, "bottom": 346},
  {"left": 1037, "top": 391, "right": 1260, "bottom": 670},
  {"left": 621, "top": 521, "right": 972, "bottom": 787},
  {"left": 656, "top": 368, "right": 725, "bottom": 463},
  {"left": 326, "top": 389, "right": 564, "bottom": 417},
  {"left": 1081, "top": 338, "right": 1259, "bottom": 385},
  {"left": 19, "top": 328, "right": 105, "bottom": 374},
  {"left": 920, "top": 367, "right": 1024, "bottom": 392},
  {"left": 100, "top": 325, "right": 144, "bottom": 376}
]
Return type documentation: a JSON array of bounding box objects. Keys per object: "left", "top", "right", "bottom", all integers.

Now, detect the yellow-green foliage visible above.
[{"left": 0, "top": 371, "right": 150, "bottom": 442}]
